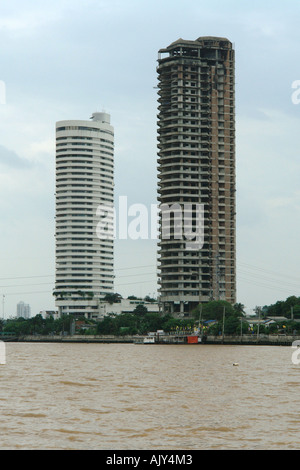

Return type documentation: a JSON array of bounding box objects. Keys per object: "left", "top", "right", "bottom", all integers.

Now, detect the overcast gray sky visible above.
[{"left": 0, "top": 0, "right": 300, "bottom": 317}]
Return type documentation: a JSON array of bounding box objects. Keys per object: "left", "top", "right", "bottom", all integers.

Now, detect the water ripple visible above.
[{"left": 0, "top": 343, "right": 298, "bottom": 449}]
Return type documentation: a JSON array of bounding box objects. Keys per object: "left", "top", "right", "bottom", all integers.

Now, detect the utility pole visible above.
[
  {"left": 2, "top": 295, "right": 4, "bottom": 320},
  {"left": 216, "top": 253, "right": 220, "bottom": 301},
  {"left": 257, "top": 307, "right": 261, "bottom": 341},
  {"left": 222, "top": 306, "right": 225, "bottom": 343},
  {"left": 198, "top": 304, "right": 202, "bottom": 334}
]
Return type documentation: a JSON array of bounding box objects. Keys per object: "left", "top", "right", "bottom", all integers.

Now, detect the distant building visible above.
[
  {"left": 17, "top": 301, "right": 31, "bottom": 318},
  {"left": 39, "top": 310, "right": 59, "bottom": 320},
  {"left": 54, "top": 112, "right": 114, "bottom": 318}
]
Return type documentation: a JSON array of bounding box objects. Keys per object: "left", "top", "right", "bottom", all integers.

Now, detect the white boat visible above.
[{"left": 143, "top": 336, "right": 155, "bottom": 344}]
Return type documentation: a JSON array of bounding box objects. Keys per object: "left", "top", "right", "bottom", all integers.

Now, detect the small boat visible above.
[{"left": 143, "top": 336, "right": 155, "bottom": 344}]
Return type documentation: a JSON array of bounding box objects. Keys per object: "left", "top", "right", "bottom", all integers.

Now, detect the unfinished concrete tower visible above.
[{"left": 157, "top": 37, "right": 236, "bottom": 316}]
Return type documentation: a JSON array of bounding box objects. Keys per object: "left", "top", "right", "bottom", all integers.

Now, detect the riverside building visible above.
[
  {"left": 54, "top": 112, "right": 114, "bottom": 318},
  {"left": 157, "top": 37, "right": 236, "bottom": 316}
]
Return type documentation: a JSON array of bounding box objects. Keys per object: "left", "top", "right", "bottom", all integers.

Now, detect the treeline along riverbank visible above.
[{"left": 5, "top": 333, "right": 297, "bottom": 346}]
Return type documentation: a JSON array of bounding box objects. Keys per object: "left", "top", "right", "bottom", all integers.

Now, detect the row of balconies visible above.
[
  {"left": 158, "top": 183, "right": 236, "bottom": 192},
  {"left": 158, "top": 79, "right": 234, "bottom": 92},
  {"left": 157, "top": 152, "right": 234, "bottom": 161},
  {"left": 56, "top": 179, "right": 112, "bottom": 187},
  {"left": 158, "top": 247, "right": 235, "bottom": 257},
  {"left": 56, "top": 263, "right": 114, "bottom": 278},
  {"left": 56, "top": 174, "right": 113, "bottom": 182},
  {"left": 158, "top": 185, "right": 235, "bottom": 196},
  {"left": 158, "top": 258, "right": 235, "bottom": 267},
  {"left": 56, "top": 156, "right": 113, "bottom": 164},
  {"left": 56, "top": 165, "right": 113, "bottom": 173},
  {"left": 157, "top": 111, "right": 228, "bottom": 121},
  {"left": 156, "top": 201, "right": 235, "bottom": 212},
  {"left": 56, "top": 271, "right": 113, "bottom": 278},
  {"left": 55, "top": 283, "right": 112, "bottom": 290},
  {"left": 157, "top": 183, "right": 232, "bottom": 194},
  {"left": 56, "top": 195, "right": 113, "bottom": 204},
  {"left": 157, "top": 244, "right": 235, "bottom": 253},
  {"left": 158, "top": 101, "right": 234, "bottom": 113},
  {"left": 158, "top": 122, "right": 235, "bottom": 135},
  {"left": 158, "top": 264, "right": 235, "bottom": 274},
  {"left": 56, "top": 196, "right": 112, "bottom": 205},
  {"left": 158, "top": 273, "right": 234, "bottom": 282},
  {"left": 157, "top": 199, "right": 235, "bottom": 209},
  {"left": 56, "top": 190, "right": 112, "bottom": 198},
  {"left": 56, "top": 157, "right": 113, "bottom": 165},
  {"left": 56, "top": 149, "right": 113, "bottom": 157},
  {"left": 56, "top": 171, "right": 113, "bottom": 179},
  {"left": 56, "top": 206, "right": 110, "bottom": 213},
  {"left": 158, "top": 171, "right": 234, "bottom": 181},
  {"left": 157, "top": 127, "right": 234, "bottom": 138},
  {"left": 158, "top": 176, "right": 209, "bottom": 184},
  {"left": 157, "top": 65, "right": 233, "bottom": 79},
  {"left": 158, "top": 93, "right": 234, "bottom": 107},
  {"left": 56, "top": 179, "right": 112, "bottom": 186},
  {"left": 157, "top": 139, "right": 234, "bottom": 150},
  {"left": 56, "top": 144, "right": 113, "bottom": 152},
  {"left": 56, "top": 256, "right": 113, "bottom": 263},
  {"left": 158, "top": 257, "right": 234, "bottom": 268},
  {"left": 55, "top": 236, "right": 112, "bottom": 244},
  {"left": 158, "top": 169, "right": 210, "bottom": 178}
]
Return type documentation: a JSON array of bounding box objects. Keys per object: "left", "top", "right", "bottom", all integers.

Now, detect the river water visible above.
[{"left": 0, "top": 342, "right": 299, "bottom": 450}]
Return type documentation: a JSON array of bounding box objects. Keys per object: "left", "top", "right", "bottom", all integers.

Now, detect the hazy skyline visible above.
[{"left": 0, "top": 0, "right": 300, "bottom": 317}]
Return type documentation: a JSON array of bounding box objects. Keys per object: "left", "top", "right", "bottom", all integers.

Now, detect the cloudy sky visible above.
[{"left": 0, "top": 0, "right": 300, "bottom": 317}]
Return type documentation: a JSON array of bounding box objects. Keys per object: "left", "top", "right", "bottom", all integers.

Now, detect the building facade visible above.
[
  {"left": 157, "top": 37, "right": 236, "bottom": 316},
  {"left": 98, "top": 298, "right": 160, "bottom": 319},
  {"left": 54, "top": 112, "right": 114, "bottom": 318}
]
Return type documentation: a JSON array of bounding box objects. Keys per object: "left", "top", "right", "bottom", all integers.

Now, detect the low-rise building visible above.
[
  {"left": 39, "top": 310, "right": 60, "bottom": 320},
  {"left": 98, "top": 298, "right": 160, "bottom": 319}
]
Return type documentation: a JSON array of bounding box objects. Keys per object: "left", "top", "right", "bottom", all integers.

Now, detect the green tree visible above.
[
  {"left": 55, "top": 315, "right": 73, "bottom": 335},
  {"left": 193, "top": 300, "right": 238, "bottom": 322},
  {"left": 144, "top": 295, "right": 156, "bottom": 303},
  {"left": 292, "top": 305, "right": 300, "bottom": 319},
  {"left": 263, "top": 296, "right": 300, "bottom": 319},
  {"left": 115, "top": 313, "right": 138, "bottom": 334},
  {"left": 224, "top": 316, "right": 241, "bottom": 335},
  {"left": 233, "top": 303, "right": 245, "bottom": 315},
  {"left": 133, "top": 304, "right": 148, "bottom": 317},
  {"left": 162, "top": 318, "right": 182, "bottom": 332},
  {"left": 103, "top": 293, "right": 122, "bottom": 304},
  {"left": 96, "top": 315, "right": 117, "bottom": 335},
  {"left": 139, "top": 313, "right": 163, "bottom": 334}
]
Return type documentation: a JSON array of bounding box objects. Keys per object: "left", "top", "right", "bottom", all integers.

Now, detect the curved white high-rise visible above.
[{"left": 54, "top": 112, "right": 114, "bottom": 318}]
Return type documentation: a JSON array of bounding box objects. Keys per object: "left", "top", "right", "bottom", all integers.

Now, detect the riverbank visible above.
[{"left": 7, "top": 333, "right": 298, "bottom": 346}]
